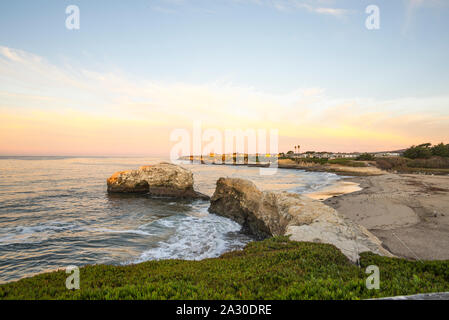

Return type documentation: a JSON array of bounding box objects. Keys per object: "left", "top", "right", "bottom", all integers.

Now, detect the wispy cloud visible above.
[
  {"left": 151, "top": 6, "right": 179, "bottom": 14},
  {"left": 234, "top": 0, "right": 351, "bottom": 17},
  {"left": 157, "top": 0, "right": 351, "bottom": 18},
  {"left": 152, "top": 0, "right": 217, "bottom": 15},
  {"left": 403, "top": 0, "right": 447, "bottom": 35},
  {"left": 1, "top": 46, "right": 448, "bottom": 155}
]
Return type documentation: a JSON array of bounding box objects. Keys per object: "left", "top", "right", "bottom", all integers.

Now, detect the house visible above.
[{"left": 373, "top": 152, "right": 401, "bottom": 158}]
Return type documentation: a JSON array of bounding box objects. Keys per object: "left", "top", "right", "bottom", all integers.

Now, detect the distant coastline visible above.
[{"left": 178, "top": 155, "right": 386, "bottom": 177}]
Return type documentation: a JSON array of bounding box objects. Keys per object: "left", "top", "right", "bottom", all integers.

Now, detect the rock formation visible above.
[
  {"left": 209, "top": 177, "right": 393, "bottom": 262},
  {"left": 107, "top": 162, "right": 208, "bottom": 199}
]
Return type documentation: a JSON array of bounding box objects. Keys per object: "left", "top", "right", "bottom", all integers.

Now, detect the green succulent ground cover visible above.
[{"left": 1, "top": 237, "right": 448, "bottom": 300}]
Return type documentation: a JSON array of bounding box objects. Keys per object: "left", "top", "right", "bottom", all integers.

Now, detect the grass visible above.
[
  {"left": 404, "top": 167, "right": 449, "bottom": 174},
  {"left": 327, "top": 159, "right": 367, "bottom": 167},
  {"left": 375, "top": 157, "right": 449, "bottom": 175},
  {"left": 1, "top": 237, "right": 449, "bottom": 300}
]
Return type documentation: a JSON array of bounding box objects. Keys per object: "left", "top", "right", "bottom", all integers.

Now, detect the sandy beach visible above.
[
  {"left": 306, "top": 181, "right": 362, "bottom": 201},
  {"left": 324, "top": 173, "right": 449, "bottom": 260}
]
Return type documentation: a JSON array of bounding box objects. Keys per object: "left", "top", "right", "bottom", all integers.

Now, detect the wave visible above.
[
  {"left": 0, "top": 221, "right": 83, "bottom": 246},
  {"left": 0, "top": 158, "right": 342, "bottom": 283},
  {"left": 129, "top": 209, "right": 250, "bottom": 263},
  {"left": 87, "top": 228, "right": 153, "bottom": 236}
]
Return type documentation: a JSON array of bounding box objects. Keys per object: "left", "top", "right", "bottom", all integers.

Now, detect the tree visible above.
[
  {"left": 356, "top": 153, "right": 374, "bottom": 161},
  {"left": 418, "top": 143, "right": 432, "bottom": 148},
  {"left": 431, "top": 143, "right": 449, "bottom": 157},
  {"left": 403, "top": 143, "right": 433, "bottom": 159}
]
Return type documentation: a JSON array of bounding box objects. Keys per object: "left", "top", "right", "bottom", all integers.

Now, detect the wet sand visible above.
[
  {"left": 306, "top": 181, "right": 362, "bottom": 201},
  {"left": 324, "top": 173, "right": 449, "bottom": 260}
]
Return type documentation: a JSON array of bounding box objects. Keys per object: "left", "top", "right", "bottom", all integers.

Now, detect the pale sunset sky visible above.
[{"left": 1, "top": 0, "right": 449, "bottom": 156}]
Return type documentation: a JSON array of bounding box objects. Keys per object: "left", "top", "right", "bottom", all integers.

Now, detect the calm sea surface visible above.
[{"left": 0, "top": 157, "right": 341, "bottom": 283}]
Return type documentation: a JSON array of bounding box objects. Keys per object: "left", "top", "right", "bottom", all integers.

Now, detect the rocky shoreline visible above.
[
  {"left": 179, "top": 157, "right": 387, "bottom": 176},
  {"left": 2, "top": 162, "right": 448, "bottom": 299},
  {"left": 107, "top": 162, "right": 394, "bottom": 262},
  {"left": 169, "top": 159, "right": 449, "bottom": 261},
  {"left": 107, "top": 162, "right": 449, "bottom": 262},
  {"left": 208, "top": 177, "right": 393, "bottom": 262}
]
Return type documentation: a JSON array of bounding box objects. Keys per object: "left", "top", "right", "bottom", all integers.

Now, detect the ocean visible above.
[{"left": 0, "top": 156, "right": 342, "bottom": 283}]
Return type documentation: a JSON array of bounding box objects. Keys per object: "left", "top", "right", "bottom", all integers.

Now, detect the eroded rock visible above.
[
  {"left": 107, "top": 162, "right": 208, "bottom": 199},
  {"left": 209, "top": 177, "right": 393, "bottom": 262}
]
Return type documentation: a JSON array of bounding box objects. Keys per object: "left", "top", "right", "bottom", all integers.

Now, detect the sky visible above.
[{"left": 0, "top": 0, "right": 449, "bottom": 156}]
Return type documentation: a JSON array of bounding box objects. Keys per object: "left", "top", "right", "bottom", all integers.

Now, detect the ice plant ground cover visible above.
[{"left": 1, "top": 237, "right": 449, "bottom": 300}]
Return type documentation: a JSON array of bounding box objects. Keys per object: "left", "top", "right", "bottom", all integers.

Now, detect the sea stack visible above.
[
  {"left": 208, "top": 177, "right": 393, "bottom": 262},
  {"left": 107, "top": 162, "right": 209, "bottom": 199}
]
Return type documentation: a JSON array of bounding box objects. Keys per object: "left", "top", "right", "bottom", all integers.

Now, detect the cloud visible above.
[
  {"left": 234, "top": 0, "right": 351, "bottom": 17},
  {"left": 405, "top": 0, "right": 444, "bottom": 6},
  {"left": 403, "top": 0, "right": 447, "bottom": 35},
  {"left": 157, "top": 0, "right": 351, "bottom": 17},
  {"left": 313, "top": 7, "right": 348, "bottom": 16},
  {"left": 1, "top": 46, "right": 449, "bottom": 155},
  {"left": 151, "top": 6, "right": 179, "bottom": 14}
]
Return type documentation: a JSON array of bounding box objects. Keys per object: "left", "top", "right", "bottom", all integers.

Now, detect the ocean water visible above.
[{"left": 0, "top": 157, "right": 341, "bottom": 283}]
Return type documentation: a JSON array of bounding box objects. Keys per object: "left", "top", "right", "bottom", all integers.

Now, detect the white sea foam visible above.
[
  {"left": 122, "top": 171, "right": 341, "bottom": 264},
  {"left": 130, "top": 209, "right": 249, "bottom": 263},
  {"left": 0, "top": 157, "right": 344, "bottom": 283}
]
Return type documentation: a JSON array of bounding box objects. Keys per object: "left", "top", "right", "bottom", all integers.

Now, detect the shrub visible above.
[
  {"left": 375, "top": 157, "right": 410, "bottom": 171},
  {"left": 356, "top": 153, "right": 374, "bottom": 161},
  {"left": 408, "top": 156, "right": 449, "bottom": 169},
  {"left": 295, "top": 158, "right": 328, "bottom": 165},
  {"left": 375, "top": 159, "right": 393, "bottom": 170},
  {"left": 328, "top": 159, "right": 366, "bottom": 167}
]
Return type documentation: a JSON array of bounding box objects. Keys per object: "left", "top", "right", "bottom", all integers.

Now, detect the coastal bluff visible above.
[
  {"left": 107, "top": 162, "right": 209, "bottom": 199},
  {"left": 209, "top": 177, "right": 393, "bottom": 262}
]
